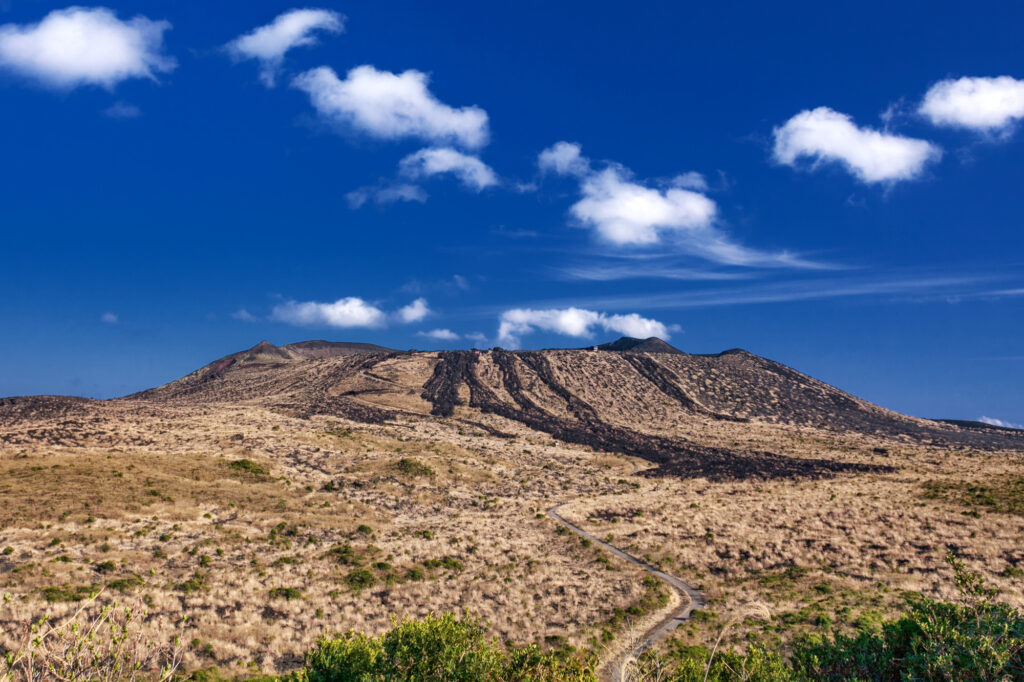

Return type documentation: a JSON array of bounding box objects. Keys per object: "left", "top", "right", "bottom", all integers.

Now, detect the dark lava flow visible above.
[{"left": 422, "top": 350, "right": 890, "bottom": 481}]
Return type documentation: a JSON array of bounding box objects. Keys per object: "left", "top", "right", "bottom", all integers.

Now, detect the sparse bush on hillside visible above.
[
  {"left": 393, "top": 458, "right": 435, "bottom": 478},
  {"left": 228, "top": 459, "right": 269, "bottom": 477},
  {"left": 269, "top": 587, "right": 304, "bottom": 601}
]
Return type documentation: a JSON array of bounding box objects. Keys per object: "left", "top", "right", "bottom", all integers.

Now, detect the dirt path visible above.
[{"left": 547, "top": 503, "right": 706, "bottom": 682}]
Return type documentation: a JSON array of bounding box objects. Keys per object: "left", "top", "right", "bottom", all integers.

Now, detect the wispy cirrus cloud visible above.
[
  {"left": 346, "top": 182, "right": 427, "bottom": 209},
  {"left": 555, "top": 262, "right": 755, "bottom": 282},
  {"left": 0, "top": 6, "right": 174, "bottom": 89},
  {"left": 773, "top": 107, "right": 941, "bottom": 183},
  {"left": 490, "top": 271, "right": 1011, "bottom": 315},
  {"left": 227, "top": 8, "right": 343, "bottom": 87}
]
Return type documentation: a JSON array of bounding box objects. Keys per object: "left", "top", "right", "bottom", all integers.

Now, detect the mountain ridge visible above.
[{"left": 121, "top": 337, "right": 1024, "bottom": 460}]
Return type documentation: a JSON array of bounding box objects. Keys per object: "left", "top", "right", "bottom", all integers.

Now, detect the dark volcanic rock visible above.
[{"left": 421, "top": 350, "right": 890, "bottom": 481}]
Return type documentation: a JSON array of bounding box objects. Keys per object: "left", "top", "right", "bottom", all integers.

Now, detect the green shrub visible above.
[
  {"left": 394, "top": 458, "right": 435, "bottom": 478},
  {"left": 423, "top": 557, "right": 463, "bottom": 572},
  {"left": 325, "top": 543, "right": 363, "bottom": 566},
  {"left": 301, "top": 613, "right": 596, "bottom": 682},
  {"left": 344, "top": 569, "right": 376, "bottom": 591},
  {"left": 177, "top": 571, "right": 208, "bottom": 594},
  {"left": 41, "top": 584, "right": 96, "bottom": 603},
  {"left": 228, "top": 459, "right": 269, "bottom": 477},
  {"left": 793, "top": 553, "right": 1024, "bottom": 681},
  {"left": 269, "top": 587, "right": 304, "bottom": 601},
  {"left": 106, "top": 573, "right": 144, "bottom": 593}
]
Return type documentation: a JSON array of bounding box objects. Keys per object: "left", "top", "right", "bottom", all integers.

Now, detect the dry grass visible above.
[
  {"left": 556, "top": 439, "right": 1024, "bottom": 655},
  {"left": 2, "top": 349, "right": 1021, "bottom": 677},
  {"left": 0, "top": 401, "right": 653, "bottom": 676}
]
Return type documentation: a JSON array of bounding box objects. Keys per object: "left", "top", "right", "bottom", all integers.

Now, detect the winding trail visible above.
[{"left": 547, "top": 503, "right": 706, "bottom": 682}]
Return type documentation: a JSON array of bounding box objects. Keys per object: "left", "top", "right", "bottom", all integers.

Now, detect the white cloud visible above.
[
  {"left": 396, "top": 297, "right": 430, "bottom": 323},
  {"left": 0, "top": 7, "right": 174, "bottom": 89},
  {"left": 100, "top": 312, "right": 118, "bottom": 323},
  {"left": 538, "top": 141, "right": 590, "bottom": 176},
  {"left": 538, "top": 142, "right": 812, "bottom": 267},
  {"left": 399, "top": 147, "right": 498, "bottom": 191},
  {"left": 572, "top": 165, "right": 717, "bottom": 246},
  {"left": 979, "top": 416, "right": 1023, "bottom": 430},
  {"left": 231, "top": 308, "right": 256, "bottom": 321},
  {"left": 271, "top": 297, "right": 386, "bottom": 328},
  {"left": 920, "top": 76, "right": 1024, "bottom": 133},
  {"left": 773, "top": 107, "right": 941, "bottom": 183},
  {"left": 226, "top": 9, "right": 343, "bottom": 87},
  {"left": 292, "top": 65, "right": 489, "bottom": 148},
  {"left": 497, "top": 307, "right": 670, "bottom": 347},
  {"left": 346, "top": 182, "right": 427, "bottom": 209},
  {"left": 418, "top": 328, "right": 459, "bottom": 341},
  {"left": 671, "top": 171, "right": 709, "bottom": 191}
]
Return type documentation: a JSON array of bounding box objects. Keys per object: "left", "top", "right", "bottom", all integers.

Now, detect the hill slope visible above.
[{"left": 118, "top": 338, "right": 1024, "bottom": 478}]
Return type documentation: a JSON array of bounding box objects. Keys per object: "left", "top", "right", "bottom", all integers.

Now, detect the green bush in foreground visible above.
[
  {"left": 298, "top": 613, "right": 596, "bottom": 682},
  {"left": 639, "top": 551, "right": 1024, "bottom": 681},
  {"left": 793, "top": 552, "right": 1024, "bottom": 681}
]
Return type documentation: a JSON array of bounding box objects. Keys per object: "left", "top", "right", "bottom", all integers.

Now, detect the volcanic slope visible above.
[{"left": 131, "top": 339, "right": 1022, "bottom": 475}]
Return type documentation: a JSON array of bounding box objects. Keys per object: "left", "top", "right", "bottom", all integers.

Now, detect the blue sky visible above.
[{"left": 0, "top": 1, "right": 1022, "bottom": 426}]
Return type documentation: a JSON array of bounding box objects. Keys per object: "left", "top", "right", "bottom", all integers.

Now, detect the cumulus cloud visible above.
[
  {"left": 346, "top": 182, "right": 426, "bottom": 209},
  {"left": 979, "top": 416, "right": 1024, "bottom": 430},
  {"left": 292, "top": 65, "right": 489, "bottom": 148},
  {"left": 395, "top": 297, "right": 430, "bottom": 323},
  {"left": 538, "top": 141, "right": 590, "bottom": 176},
  {"left": 0, "top": 7, "right": 174, "bottom": 89},
  {"left": 538, "top": 142, "right": 814, "bottom": 267},
  {"left": 226, "top": 9, "right": 343, "bottom": 87},
  {"left": 418, "top": 328, "right": 459, "bottom": 341},
  {"left": 271, "top": 297, "right": 387, "bottom": 328},
  {"left": 399, "top": 147, "right": 498, "bottom": 191},
  {"left": 572, "top": 166, "right": 717, "bottom": 246},
  {"left": 497, "top": 307, "right": 670, "bottom": 347},
  {"left": 920, "top": 76, "right": 1024, "bottom": 134},
  {"left": 100, "top": 312, "right": 118, "bottom": 323},
  {"left": 773, "top": 107, "right": 941, "bottom": 183},
  {"left": 538, "top": 142, "right": 715, "bottom": 245}
]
